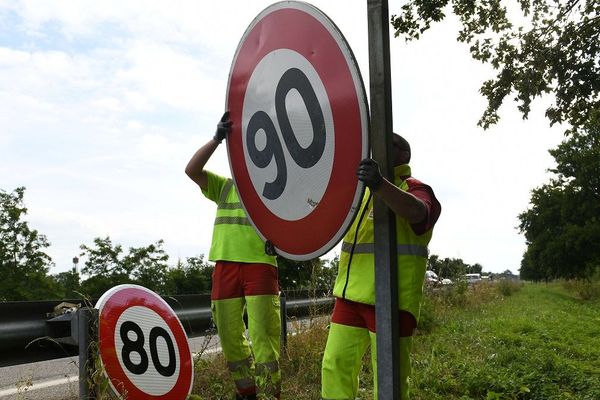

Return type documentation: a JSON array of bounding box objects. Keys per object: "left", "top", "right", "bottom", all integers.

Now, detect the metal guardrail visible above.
[{"left": 0, "top": 290, "right": 334, "bottom": 368}]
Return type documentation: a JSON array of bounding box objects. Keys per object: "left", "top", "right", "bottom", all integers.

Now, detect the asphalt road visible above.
[
  {"left": 0, "top": 335, "right": 220, "bottom": 400},
  {"left": 0, "top": 317, "right": 321, "bottom": 399}
]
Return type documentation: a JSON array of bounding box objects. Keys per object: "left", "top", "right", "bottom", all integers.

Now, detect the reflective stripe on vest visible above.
[
  {"left": 218, "top": 180, "right": 234, "bottom": 205},
  {"left": 215, "top": 216, "right": 251, "bottom": 226},
  {"left": 341, "top": 241, "right": 429, "bottom": 257},
  {"left": 333, "top": 165, "right": 434, "bottom": 315},
  {"left": 215, "top": 180, "right": 250, "bottom": 226}
]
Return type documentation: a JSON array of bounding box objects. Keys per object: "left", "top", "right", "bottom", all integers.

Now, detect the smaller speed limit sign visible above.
[
  {"left": 227, "top": 1, "right": 369, "bottom": 260},
  {"left": 96, "top": 285, "right": 193, "bottom": 400}
]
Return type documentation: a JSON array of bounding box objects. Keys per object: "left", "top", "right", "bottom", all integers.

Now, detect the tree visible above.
[
  {"left": 0, "top": 187, "right": 59, "bottom": 300},
  {"left": 54, "top": 269, "right": 81, "bottom": 299},
  {"left": 518, "top": 122, "right": 600, "bottom": 280},
  {"left": 277, "top": 256, "right": 336, "bottom": 292},
  {"left": 79, "top": 237, "right": 131, "bottom": 297},
  {"left": 79, "top": 237, "right": 170, "bottom": 297},
  {"left": 126, "top": 240, "right": 169, "bottom": 293},
  {"left": 391, "top": 0, "right": 600, "bottom": 130},
  {"left": 165, "top": 255, "right": 213, "bottom": 295},
  {"left": 428, "top": 254, "right": 481, "bottom": 279},
  {"left": 467, "top": 263, "right": 483, "bottom": 275}
]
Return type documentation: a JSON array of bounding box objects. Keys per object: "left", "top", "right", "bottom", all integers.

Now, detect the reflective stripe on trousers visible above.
[
  {"left": 228, "top": 356, "right": 256, "bottom": 393},
  {"left": 212, "top": 295, "right": 281, "bottom": 397}
]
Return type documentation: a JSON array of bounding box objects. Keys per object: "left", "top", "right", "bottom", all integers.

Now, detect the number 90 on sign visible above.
[{"left": 242, "top": 49, "right": 335, "bottom": 221}]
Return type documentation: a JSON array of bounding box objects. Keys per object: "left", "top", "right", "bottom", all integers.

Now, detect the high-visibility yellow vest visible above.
[
  {"left": 332, "top": 165, "right": 432, "bottom": 319},
  {"left": 202, "top": 171, "right": 277, "bottom": 266}
]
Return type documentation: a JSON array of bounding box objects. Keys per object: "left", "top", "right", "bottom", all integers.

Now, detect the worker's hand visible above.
[
  {"left": 265, "top": 240, "right": 277, "bottom": 256},
  {"left": 357, "top": 158, "right": 383, "bottom": 191},
  {"left": 213, "top": 111, "right": 232, "bottom": 143}
]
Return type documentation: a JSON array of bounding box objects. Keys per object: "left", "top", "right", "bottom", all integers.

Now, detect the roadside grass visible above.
[
  {"left": 192, "top": 282, "right": 600, "bottom": 399},
  {"left": 411, "top": 282, "right": 600, "bottom": 399}
]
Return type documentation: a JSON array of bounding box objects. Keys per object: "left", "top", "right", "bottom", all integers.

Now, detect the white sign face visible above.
[
  {"left": 227, "top": 1, "right": 369, "bottom": 260},
  {"left": 114, "top": 306, "right": 180, "bottom": 396},
  {"left": 242, "top": 48, "right": 335, "bottom": 221},
  {"left": 96, "top": 285, "right": 193, "bottom": 400}
]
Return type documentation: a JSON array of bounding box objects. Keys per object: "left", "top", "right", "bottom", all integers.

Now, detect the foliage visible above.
[
  {"left": 420, "top": 281, "right": 502, "bottom": 333},
  {"left": 79, "top": 237, "right": 169, "bottom": 298},
  {"left": 165, "top": 255, "right": 213, "bottom": 295},
  {"left": 277, "top": 256, "right": 337, "bottom": 292},
  {"left": 519, "top": 122, "right": 600, "bottom": 280},
  {"left": 192, "top": 357, "right": 234, "bottom": 398},
  {"left": 53, "top": 269, "right": 81, "bottom": 299},
  {"left": 561, "top": 270, "right": 600, "bottom": 300},
  {"left": 411, "top": 283, "right": 600, "bottom": 399},
  {"left": 496, "top": 279, "right": 522, "bottom": 297},
  {"left": 391, "top": 0, "right": 600, "bottom": 130},
  {"left": 427, "top": 254, "right": 483, "bottom": 279},
  {"left": 0, "top": 187, "right": 59, "bottom": 301},
  {"left": 192, "top": 283, "right": 599, "bottom": 399}
]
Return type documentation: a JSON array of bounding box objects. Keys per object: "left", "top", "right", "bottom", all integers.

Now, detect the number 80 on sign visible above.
[{"left": 96, "top": 285, "right": 193, "bottom": 400}]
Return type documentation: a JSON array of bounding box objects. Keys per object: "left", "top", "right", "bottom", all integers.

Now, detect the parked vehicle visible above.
[
  {"left": 465, "top": 273, "right": 482, "bottom": 284},
  {"left": 441, "top": 278, "right": 453, "bottom": 285},
  {"left": 425, "top": 270, "right": 440, "bottom": 286}
]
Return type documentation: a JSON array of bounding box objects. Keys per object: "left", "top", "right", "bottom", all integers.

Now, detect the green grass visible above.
[
  {"left": 411, "top": 282, "right": 600, "bottom": 400},
  {"left": 192, "top": 282, "right": 600, "bottom": 399}
]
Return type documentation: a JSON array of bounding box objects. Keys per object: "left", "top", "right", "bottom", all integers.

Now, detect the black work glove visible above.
[
  {"left": 265, "top": 240, "right": 277, "bottom": 256},
  {"left": 357, "top": 158, "right": 383, "bottom": 191},
  {"left": 213, "top": 111, "right": 232, "bottom": 143}
]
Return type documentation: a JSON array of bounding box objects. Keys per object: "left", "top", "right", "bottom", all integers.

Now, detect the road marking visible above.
[
  {"left": 0, "top": 376, "right": 75, "bottom": 397},
  {"left": 0, "top": 318, "right": 323, "bottom": 397}
]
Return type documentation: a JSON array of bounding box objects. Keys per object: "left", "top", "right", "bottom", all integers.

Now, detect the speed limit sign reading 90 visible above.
[
  {"left": 96, "top": 285, "right": 193, "bottom": 400},
  {"left": 227, "top": 1, "right": 369, "bottom": 260}
]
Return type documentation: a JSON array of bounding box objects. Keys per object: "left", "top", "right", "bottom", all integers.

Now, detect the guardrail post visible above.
[
  {"left": 279, "top": 291, "right": 287, "bottom": 349},
  {"left": 78, "top": 307, "right": 98, "bottom": 400}
]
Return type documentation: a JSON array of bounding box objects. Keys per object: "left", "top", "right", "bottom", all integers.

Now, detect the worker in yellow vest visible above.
[
  {"left": 321, "top": 134, "right": 441, "bottom": 399},
  {"left": 185, "top": 112, "right": 281, "bottom": 400}
]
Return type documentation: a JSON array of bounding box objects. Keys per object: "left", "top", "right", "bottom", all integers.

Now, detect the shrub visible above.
[
  {"left": 496, "top": 279, "right": 522, "bottom": 297},
  {"left": 562, "top": 278, "right": 600, "bottom": 301}
]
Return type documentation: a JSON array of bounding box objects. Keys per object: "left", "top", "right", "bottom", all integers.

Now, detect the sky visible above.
[{"left": 0, "top": 0, "right": 566, "bottom": 275}]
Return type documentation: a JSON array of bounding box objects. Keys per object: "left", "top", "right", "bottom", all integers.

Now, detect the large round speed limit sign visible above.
[
  {"left": 96, "top": 285, "right": 193, "bottom": 400},
  {"left": 227, "top": 1, "right": 369, "bottom": 260}
]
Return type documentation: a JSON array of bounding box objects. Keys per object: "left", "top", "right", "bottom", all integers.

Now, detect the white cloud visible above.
[
  {"left": 116, "top": 40, "right": 224, "bottom": 113},
  {"left": 0, "top": 1, "right": 568, "bottom": 275}
]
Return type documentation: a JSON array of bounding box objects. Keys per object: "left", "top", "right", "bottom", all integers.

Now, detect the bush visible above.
[
  {"left": 496, "top": 279, "right": 522, "bottom": 297},
  {"left": 562, "top": 278, "right": 600, "bottom": 301}
]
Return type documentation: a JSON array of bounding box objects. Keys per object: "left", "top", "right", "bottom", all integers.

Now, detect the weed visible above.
[
  {"left": 192, "top": 282, "right": 600, "bottom": 399},
  {"left": 15, "top": 374, "right": 33, "bottom": 400},
  {"left": 496, "top": 279, "right": 522, "bottom": 297},
  {"left": 562, "top": 278, "right": 600, "bottom": 301}
]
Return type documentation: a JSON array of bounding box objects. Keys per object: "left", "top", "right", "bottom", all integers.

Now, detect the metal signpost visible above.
[
  {"left": 96, "top": 285, "right": 194, "bottom": 400},
  {"left": 367, "top": 0, "right": 401, "bottom": 398},
  {"left": 226, "top": 1, "right": 369, "bottom": 260}
]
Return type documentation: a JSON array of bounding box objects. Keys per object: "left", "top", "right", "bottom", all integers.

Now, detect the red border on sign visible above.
[
  {"left": 98, "top": 287, "right": 193, "bottom": 400},
  {"left": 228, "top": 7, "right": 364, "bottom": 257}
]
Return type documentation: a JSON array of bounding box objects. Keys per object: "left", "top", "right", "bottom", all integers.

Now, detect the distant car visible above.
[
  {"left": 465, "top": 273, "right": 482, "bottom": 284},
  {"left": 425, "top": 270, "right": 440, "bottom": 286},
  {"left": 441, "top": 278, "right": 453, "bottom": 285}
]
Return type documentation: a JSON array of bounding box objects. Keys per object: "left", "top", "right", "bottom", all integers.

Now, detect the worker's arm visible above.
[
  {"left": 357, "top": 159, "right": 427, "bottom": 224},
  {"left": 184, "top": 112, "right": 231, "bottom": 190}
]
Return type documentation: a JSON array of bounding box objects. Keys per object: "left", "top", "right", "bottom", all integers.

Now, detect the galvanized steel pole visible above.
[
  {"left": 280, "top": 291, "right": 288, "bottom": 349},
  {"left": 78, "top": 307, "right": 97, "bottom": 400},
  {"left": 367, "top": 0, "right": 401, "bottom": 398}
]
